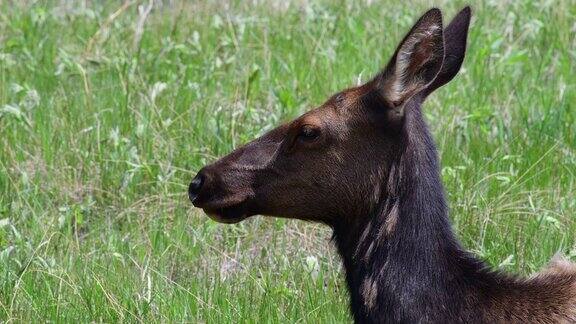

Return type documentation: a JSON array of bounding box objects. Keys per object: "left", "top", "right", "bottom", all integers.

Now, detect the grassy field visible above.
[{"left": 0, "top": 0, "right": 575, "bottom": 322}]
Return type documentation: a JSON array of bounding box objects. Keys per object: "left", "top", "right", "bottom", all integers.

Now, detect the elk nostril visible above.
[{"left": 188, "top": 173, "right": 205, "bottom": 203}]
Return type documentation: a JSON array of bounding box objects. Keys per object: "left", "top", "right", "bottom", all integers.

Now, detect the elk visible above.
[{"left": 188, "top": 7, "right": 576, "bottom": 323}]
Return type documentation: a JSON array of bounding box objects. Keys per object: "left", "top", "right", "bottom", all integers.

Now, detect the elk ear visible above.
[
  {"left": 422, "top": 6, "right": 472, "bottom": 97},
  {"left": 376, "top": 8, "right": 444, "bottom": 108}
]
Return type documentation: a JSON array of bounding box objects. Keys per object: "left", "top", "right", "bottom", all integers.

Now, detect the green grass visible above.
[{"left": 0, "top": 0, "right": 575, "bottom": 322}]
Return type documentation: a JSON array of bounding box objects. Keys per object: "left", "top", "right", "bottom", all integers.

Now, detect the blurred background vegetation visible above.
[{"left": 0, "top": 0, "right": 575, "bottom": 322}]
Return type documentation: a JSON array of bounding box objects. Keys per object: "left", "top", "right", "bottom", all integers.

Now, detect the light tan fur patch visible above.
[{"left": 361, "top": 276, "right": 378, "bottom": 311}]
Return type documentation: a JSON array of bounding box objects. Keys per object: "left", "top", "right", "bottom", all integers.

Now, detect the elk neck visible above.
[{"left": 331, "top": 100, "right": 496, "bottom": 322}]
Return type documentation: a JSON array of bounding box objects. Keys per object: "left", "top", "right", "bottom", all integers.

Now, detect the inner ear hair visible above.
[{"left": 380, "top": 8, "right": 445, "bottom": 107}]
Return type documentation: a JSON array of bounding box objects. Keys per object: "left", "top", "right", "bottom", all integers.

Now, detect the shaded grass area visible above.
[{"left": 0, "top": 0, "right": 575, "bottom": 321}]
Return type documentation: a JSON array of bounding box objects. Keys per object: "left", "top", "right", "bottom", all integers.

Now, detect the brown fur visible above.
[{"left": 189, "top": 7, "right": 576, "bottom": 323}]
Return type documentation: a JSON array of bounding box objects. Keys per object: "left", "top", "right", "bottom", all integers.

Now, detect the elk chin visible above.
[
  {"left": 202, "top": 201, "right": 251, "bottom": 224},
  {"left": 205, "top": 211, "right": 248, "bottom": 224}
]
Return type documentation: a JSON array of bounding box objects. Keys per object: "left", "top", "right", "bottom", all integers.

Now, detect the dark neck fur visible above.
[{"left": 332, "top": 103, "right": 500, "bottom": 323}]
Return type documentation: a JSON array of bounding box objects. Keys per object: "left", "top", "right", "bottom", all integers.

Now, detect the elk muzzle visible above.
[{"left": 188, "top": 164, "right": 254, "bottom": 224}]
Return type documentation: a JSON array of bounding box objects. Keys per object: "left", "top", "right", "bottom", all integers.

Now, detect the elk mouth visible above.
[
  {"left": 194, "top": 199, "right": 252, "bottom": 224},
  {"left": 204, "top": 206, "right": 248, "bottom": 224}
]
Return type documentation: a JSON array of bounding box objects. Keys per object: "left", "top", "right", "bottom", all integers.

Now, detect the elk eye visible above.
[{"left": 297, "top": 125, "right": 320, "bottom": 142}]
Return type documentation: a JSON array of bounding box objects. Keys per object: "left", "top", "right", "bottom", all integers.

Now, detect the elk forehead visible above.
[{"left": 331, "top": 84, "right": 373, "bottom": 110}]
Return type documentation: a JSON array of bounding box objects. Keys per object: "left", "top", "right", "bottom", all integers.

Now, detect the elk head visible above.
[{"left": 189, "top": 8, "right": 471, "bottom": 229}]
